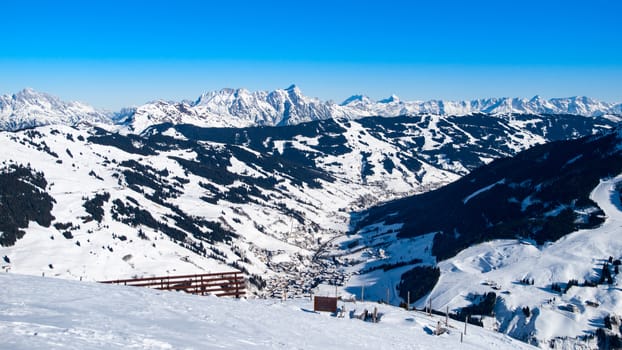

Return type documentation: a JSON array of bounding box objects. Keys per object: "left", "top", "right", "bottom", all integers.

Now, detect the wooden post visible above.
[
  {"left": 373, "top": 307, "right": 378, "bottom": 323},
  {"left": 407, "top": 291, "right": 410, "bottom": 311},
  {"left": 236, "top": 273, "right": 241, "bottom": 298},
  {"left": 194, "top": 274, "right": 197, "bottom": 295}
]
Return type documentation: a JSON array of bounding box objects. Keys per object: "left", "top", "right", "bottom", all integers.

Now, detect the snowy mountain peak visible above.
[
  {"left": 284, "top": 84, "right": 304, "bottom": 101},
  {"left": 121, "top": 85, "right": 337, "bottom": 131},
  {"left": 379, "top": 94, "right": 400, "bottom": 103},
  {"left": 340, "top": 94, "right": 373, "bottom": 106},
  {"left": 13, "top": 87, "right": 40, "bottom": 99},
  {"left": 285, "top": 84, "right": 299, "bottom": 92},
  {"left": 11, "top": 88, "right": 61, "bottom": 105},
  {"left": 0, "top": 88, "right": 111, "bottom": 131}
]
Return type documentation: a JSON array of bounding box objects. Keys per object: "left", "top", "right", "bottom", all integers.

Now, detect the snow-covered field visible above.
[{"left": 0, "top": 273, "right": 536, "bottom": 350}]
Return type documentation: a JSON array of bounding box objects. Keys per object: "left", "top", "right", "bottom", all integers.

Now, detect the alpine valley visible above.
[{"left": 2, "top": 87, "right": 622, "bottom": 349}]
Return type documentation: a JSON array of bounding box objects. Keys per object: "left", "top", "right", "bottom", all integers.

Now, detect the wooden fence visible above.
[{"left": 100, "top": 271, "right": 245, "bottom": 298}]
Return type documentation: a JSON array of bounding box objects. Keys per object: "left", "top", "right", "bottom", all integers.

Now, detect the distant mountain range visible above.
[
  {"left": 0, "top": 88, "right": 111, "bottom": 131},
  {"left": 1, "top": 86, "right": 621, "bottom": 132}
]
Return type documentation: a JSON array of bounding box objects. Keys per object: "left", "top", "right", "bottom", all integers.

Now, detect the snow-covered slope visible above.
[
  {"left": 0, "top": 113, "right": 620, "bottom": 348},
  {"left": 0, "top": 114, "right": 616, "bottom": 295},
  {"left": 338, "top": 128, "right": 622, "bottom": 348},
  {"left": 424, "top": 175, "right": 622, "bottom": 348},
  {"left": 0, "top": 272, "right": 536, "bottom": 350},
  {"left": 0, "top": 121, "right": 451, "bottom": 296},
  {"left": 0, "top": 88, "right": 111, "bottom": 131}
]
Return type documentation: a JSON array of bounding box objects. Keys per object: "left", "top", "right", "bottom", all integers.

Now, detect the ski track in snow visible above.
[{"left": 463, "top": 179, "right": 506, "bottom": 204}]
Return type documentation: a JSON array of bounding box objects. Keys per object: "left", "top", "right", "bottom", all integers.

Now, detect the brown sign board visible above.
[{"left": 314, "top": 296, "right": 338, "bottom": 313}]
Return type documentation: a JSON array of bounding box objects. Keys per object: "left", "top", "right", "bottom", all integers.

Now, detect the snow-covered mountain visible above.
[
  {"left": 120, "top": 87, "right": 622, "bottom": 132},
  {"left": 1, "top": 113, "right": 614, "bottom": 290},
  {"left": 2, "top": 87, "right": 620, "bottom": 133},
  {"left": 341, "top": 94, "right": 622, "bottom": 118},
  {"left": 118, "top": 85, "right": 354, "bottom": 132},
  {"left": 1, "top": 93, "right": 622, "bottom": 348},
  {"left": 0, "top": 88, "right": 111, "bottom": 131},
  {"left": 340, "top": 128, "right": 622, "bottom": 347}
]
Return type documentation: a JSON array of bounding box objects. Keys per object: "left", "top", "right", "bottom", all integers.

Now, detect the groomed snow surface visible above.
[{"left": 0, "top": 273, "right": 535, "bottom": 350}]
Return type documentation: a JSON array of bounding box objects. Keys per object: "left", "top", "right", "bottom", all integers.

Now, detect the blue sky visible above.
[{"left": 1, "top": 0, "right": 620, "bottom": 110}]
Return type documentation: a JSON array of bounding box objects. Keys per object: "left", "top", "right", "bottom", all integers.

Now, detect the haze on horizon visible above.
[{"left": 0, "top": 0, "right": 620, "bottom": 111}]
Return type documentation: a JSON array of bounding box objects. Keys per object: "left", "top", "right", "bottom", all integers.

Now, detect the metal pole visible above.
[
  {"left": 407, "top": 291, "right": 410, "bottom": 310},
  {"left": 446, "top": 306, "right": 449, "bottom": 326},
  {"left": 464, "top": 315, "right": 468, "bottom": 335},
  {"left": 361, "top": 286, "right": 364, "bottom": 302},
  {"left": 428, "top": 298, "right": 432, "bottom": 316},
  {"left": 386, "top": 288, "right": 390, "bottom": 305}
]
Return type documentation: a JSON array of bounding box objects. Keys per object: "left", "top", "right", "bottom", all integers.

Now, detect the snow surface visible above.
[
  {"left": 0, "top": 273, "right": 536, "bottom": 350},
  {"left": 0, "top": 122, "right": 457, "bottom": 298},
  {"left": 425, "top": 174, "right": 622, "bottom": 345},
  {"left": 333, "top": 173, "right": 622, "bottom": 347}
]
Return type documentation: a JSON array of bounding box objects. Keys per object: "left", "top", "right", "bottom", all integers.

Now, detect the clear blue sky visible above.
[{"left": 1, "top": 0, "right": 620, "bottom": 110}]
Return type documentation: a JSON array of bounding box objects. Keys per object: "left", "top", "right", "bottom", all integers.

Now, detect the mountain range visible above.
[
  {"left": 2, "top": 86, "right": 622, "bottom": 348},
  {"left": 1, "top": 86, "right": 621, "bottom": 132}
]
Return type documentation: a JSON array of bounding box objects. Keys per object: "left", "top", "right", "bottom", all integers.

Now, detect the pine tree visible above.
[{"left": 600, "top": 262, "right": 613, "bottom": 284}]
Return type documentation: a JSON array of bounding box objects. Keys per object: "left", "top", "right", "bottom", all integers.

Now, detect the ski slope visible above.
[{"left": 0, "top": 273, "right": 536, "bottom": 350}]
